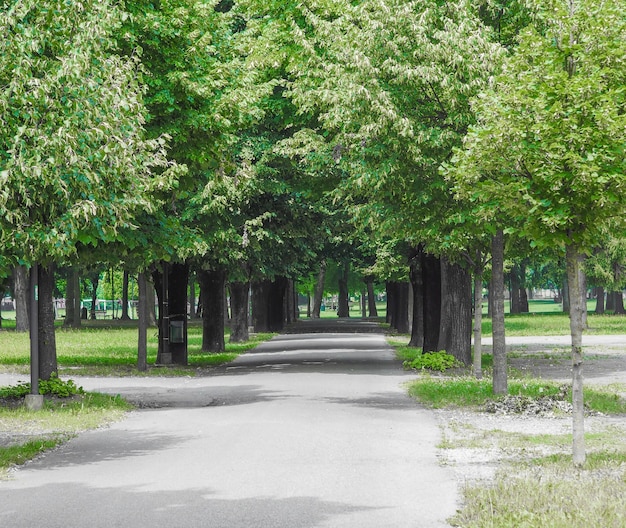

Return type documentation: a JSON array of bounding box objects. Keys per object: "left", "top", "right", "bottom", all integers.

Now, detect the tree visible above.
[
  {"left": 0, "top": 0, "right": 176, "bottom": 380},
  {"left": 450, "top": 0, "right": 626, "bottom": 465}
]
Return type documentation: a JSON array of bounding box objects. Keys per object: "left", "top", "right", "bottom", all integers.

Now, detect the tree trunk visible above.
[
  {"left": 13, "top": 265, "right": 29, "bottom": 332},
  {"left": 520, "top": 263, "right": 529, "bottom": 312},
  {"left": 90, "top": 275, "right": 99, "bottom": 320},
  {"left": 147, "top": 278, "right": 157, "bottom": 326},
  {"left": 562, "top": 275, "right": 570, "bottom": 314},
  {"left": 229, "top": 281, "right": 250, "bottom": 343},
  {"left": 509, "top": 267, "right": 521, "bottom": 314},
  {"left": 606, "top": 290, "right": 615, "bottom": 312},
  {"left": 137, "top": 272, "right": 148, "bottom": 372},
  {"left": 394, "top": 282, "right": 410, "bottom": 334},
  {"left": 285, "top": 279, "right": 297, "bottom": 323},
  {"left": 421, "top": 252, "right": 441, "bottom": 353},
  {"left": 38, "top": 264, "right": 58, "bottom": 380},
  {"left": 361, "top": 287, "right": 367, "bottom": 318},
  {"left": 168, "top": 263, "right": 189, "bottom": 364},
  {"left": 312, "top": 261, "right": 326, "bottom": 319},
  {"left": 408, "top": 252, "right": 424, "bottom": 348},
  {"left": 437, "top": 258, "right": 472, "bottom": 365},
  {"left": 595, "top": 286, "right": 605, "bottom": 314},
  {"left": 268, "top": 277, "right": 288, "bottom": 331},
  {"left": 198, "top": 268, "right": 226, "bottom": 352},
  {"left": 385, "top": 281, "right": 397, "bottom": 328},
  {"left": 473, "top": 262, "right": 484, "bottom": 379},
  {"left": 189, "top": 275, "right": 197, "bottom": 319},
  {"left": 491, "top": 230, "right": 507, "bottom": 395},
  {"left": 120, "top": 270, "right": 131, "bottom": 320},
  {"left": 566, "top": 244, "right": 586, "bottom": 467},
  {"left": 65, "top": 270, "right": 76, "bottom": 324},
  {"left": 366, "top": 280, "right": 378, "bottom": 317},
  {"left": 252, "top": 280, "right": 271, "bottom": 332},
  {"left": 614, "top": 291, "right": 625, "bottom": 315},
  {"left": 337, "top": 261, "right": 350, "bottom": 318}
]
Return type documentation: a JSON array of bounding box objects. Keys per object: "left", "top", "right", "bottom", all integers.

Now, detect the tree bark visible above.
[
  {"left": 595, "top": 286, "right": 605, "bottom": 314},
  {"left": 38, "top": 264, "right": 58, "bottom": 380},
  {"left": 491, "top": 230, "right": 507, "bottom": 395},
  {"left": 385, "top": 281, "right": 395, "bottom": 326},
  {"left": 137, "top": 272, "right": 148, "bottom": 372},
  {"left": 438, "top": 258, "right": 472, "bottom": 365},
  {"left": 421, "top": 252, "right": 441, "bottom": 353},
  {"left": 252, "top": 280, "right": 271, "bottom": 332},
  {"left": 198, "top": 268, "right": 226, "bottom": 352},
  {"left": 473, "top": 262, "right": 484, "bottom": 379},
  {"left": 63, "top": 267, "right": 81, "bottom": 328},
  {"left": 566, "top": 244, "right": 586, "bottom": 467},
  {"left": 13, "top": 265, "right": 30, "bottom": 332},
  {"left": 408, "top": 252, "right": 424, "bottom": 348},
  {"left": 229, "top": 281, "right": 250, "bottom": 343},
  {"left": 337, "top": 261, "right": 350, "bottom": 318},
  {"left": 120, "top": 270, "right": 131, "bottom": 320},
  {"left": 366, "top": 280, "right": 378, "bottom": 317},
  {"left": 361, "top": 287, "right": 367, "bottom": 318},
  {"left": 268, "top": 277, "right": 288, "bottom": 331},
  {"left": 89, "top": 274, "right": 99, "bottom": 320},
  {"left": 393, "top": 281, "right": 410, "bottom": 334},
  {"left": 311, "top": 261, "right": 326, "bottom": 319},
  {"left": 613, "top": 291, "right": 625, "bottom": 314}
]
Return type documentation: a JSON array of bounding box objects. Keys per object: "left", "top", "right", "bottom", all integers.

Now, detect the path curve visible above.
[{"left": 1, "top": 322, "right": 458, "bottom": 528}]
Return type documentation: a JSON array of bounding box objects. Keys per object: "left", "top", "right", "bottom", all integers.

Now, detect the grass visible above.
[
  {"left": 0, "top": 321, "right": 274, "bottom": 376},
  {"left": 452, "top": 465, "right": 626, "bottom": 527},
  {"left": 0, "top": 392, "right": 132, "bottom": 478},
  {"left": 406, "top": 376, "right": 626, "bottom": 414}
]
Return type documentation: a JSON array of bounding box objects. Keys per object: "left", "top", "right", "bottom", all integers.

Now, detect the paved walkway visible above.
[{"left": 0, "top": 324, "right": 458, "bottom": 528}]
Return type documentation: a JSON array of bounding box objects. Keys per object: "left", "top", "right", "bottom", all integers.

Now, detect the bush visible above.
[
  {"left": 403, "top": 350, "right": 459, "bottom": 372},
  {"left": 0, "top": 374, "right": 84, "bottom": 399}
]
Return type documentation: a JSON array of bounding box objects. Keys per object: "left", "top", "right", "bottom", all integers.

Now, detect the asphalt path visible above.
[{"left": 0, "top": 325, "right": 458, "bottom": 528}]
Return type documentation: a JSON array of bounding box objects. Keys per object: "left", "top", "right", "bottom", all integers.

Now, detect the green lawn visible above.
[{"left": 0, "top": 320, "right": 273, "bottom": 376}]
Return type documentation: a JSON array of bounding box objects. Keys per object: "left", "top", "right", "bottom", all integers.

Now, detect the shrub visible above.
[
  {"left": 403, "top": 350, "right": 459, "bottom": 372},
  {"left": 0, "top": 374, "right": 84, "bottom": 399}
]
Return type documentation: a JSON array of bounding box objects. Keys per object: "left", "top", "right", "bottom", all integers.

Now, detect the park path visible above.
[{"left": 0, "top": 321, "right": 458, "bottom": 528}]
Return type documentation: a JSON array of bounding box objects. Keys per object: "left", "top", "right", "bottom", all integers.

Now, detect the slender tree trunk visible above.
[
  {"left": 408, "top": 252, "right": 424, "bottom": 348},
  {"left": 385, "top": 281, "right": 395, "bottom": 326},
  {"left": 13, "top": 265, "right": 29, "bottom": 332},
  {"left": 520, "top": 263, "right": 529, "bottom": 312},
  {"left": 66, "top": 270, "right": 76, "bottom": 324},
  {"left": 337, "top": 261, "right": 350, "bottom": 318},
  {"left": 121, "top": 271, "right": 131, "bottom": 320},
  {"left": 361, "top": 287, "right": 367, "bottom": 318},
  {"left": 90, "top": 275, "right": 99, "bottom": 320},
  {"left": 562, "top": 275, "right": 570, "bottom": 314},
  {"left": 595, "top": 286, "right": 605, "bottom": 314},
  {"left": 147, "top": 278, "right": 157, "bottom": 326},
  {"left": 566, "top": 244, "right": 586, "bottom": 467},
  {"left": 473, "top": 262, "right": 484, "bottom": 379},
  {"left": 189, "top": 275, "right": 197, "bottom": 319},
  {"left": 137, "top": 272, "right": 148, "bottom": 372},
  {"left": 366, "top": 280, "right": 378, "bottom": 317},
  {"left": 438, "top": 258, "right": 472, "bottom": 365},
  {"left": 198, "top": 268, "right": 226, "bottom": 352},
  {"left": 509, "top": 267, "right": 521, "bottom": 314},
  {"left": 38, "top": 264, "right": 58, "bottom": 380},
  {"left": 285, "top": 279, "right": 297, "bottom": 323},
  {"left": 491, "top": 230, "right": 507, "bottom": 395},
  {"left": 421, "top": 252, "right": 441, "bottom": 353},
  {"left": 312, "top": 261, "right": 326, "bottom": 319},
  {"left": 229, "top": 281, "right": 250, "bottom": 343}
]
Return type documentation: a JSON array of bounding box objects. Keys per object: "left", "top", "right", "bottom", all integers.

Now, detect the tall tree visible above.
[
  {"left": 450, "top": 0, "right": 626, "bottom": 465},
  {"left": 0, "top": 0, "right": 176, "bottom": 379}
]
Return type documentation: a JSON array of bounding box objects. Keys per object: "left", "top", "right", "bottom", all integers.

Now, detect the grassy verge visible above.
[
  {"left": 0, "top": 323, "right": 274, "bottom": 376},
  {"left": 0, "top": 392, "right": 132, "bottom": 479}
]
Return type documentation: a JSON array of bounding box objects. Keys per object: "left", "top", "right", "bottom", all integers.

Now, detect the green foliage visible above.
[
  {"left": 0, "top": 374, "right": 84, "bottom": 399},
  {"left": 403, "top": 350, "right": 460, "bottom": 372},
  {"left": 0, "top": 0, "right": 178, "bottom": 265}
]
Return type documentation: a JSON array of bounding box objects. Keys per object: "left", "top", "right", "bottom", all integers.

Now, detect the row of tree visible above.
[{"left": 2, "top": 0, "right": 625, "bottom": 465}]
